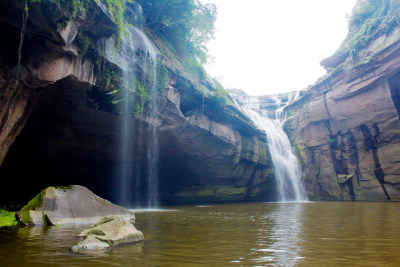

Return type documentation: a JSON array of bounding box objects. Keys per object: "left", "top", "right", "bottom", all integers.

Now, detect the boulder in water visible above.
[
  {"left": 17, "top": 185, "right": 134, "bottom": 226},
  {"left": 71, "top": 216, "right": 144, "bottom": 252}
]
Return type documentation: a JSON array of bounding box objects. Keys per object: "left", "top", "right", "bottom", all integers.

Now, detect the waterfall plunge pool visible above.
[{"left": 1, "top": 202, "right": 400, "bottom": 266}]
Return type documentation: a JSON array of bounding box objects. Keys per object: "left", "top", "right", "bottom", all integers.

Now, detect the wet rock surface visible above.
[
  {"left": 72, "top": 216, "right": 144, "bottom": 252},
  {"left": 18, "top": 185, "right": 135, "bottom": 226}
]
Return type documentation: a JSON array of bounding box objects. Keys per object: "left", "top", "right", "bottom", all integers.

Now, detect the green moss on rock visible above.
[
  {"left": 94, "top": 217, "right": 114, "bottom": 227},
  {"left": 196, "top": 189, "right": 214, "bottom": 197},
  {"left": 88, "top": 229, "right": 106, "bottom": 236},
  {"left": 18, "top": 210, "right": 32, "bottom": 225},
  {"left": 337, "top": 173, "right": 354, "bottom": 184},
  {"left": 17, "top": 187, "right": 48, "bottom": 225},
  {"left": 0, "top": 209, "right": 18, "bottom": 228},
  {"left": 215, "top": 187, "right": 246, "bottom": 197},
  {"left": 20, "top": 188, "right": 48, "bottom": 212}
]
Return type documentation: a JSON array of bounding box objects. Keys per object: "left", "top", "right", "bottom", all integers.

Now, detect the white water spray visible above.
[
  {"left": 115, "top": 22, "right": 159, "bottom": 208},
  {"left": 242, "top": 92, "right": 307, "bottom": 202}
]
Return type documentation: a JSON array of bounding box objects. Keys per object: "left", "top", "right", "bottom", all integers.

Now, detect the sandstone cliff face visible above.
[
  {"left": 285, "top": 28, "right": 400, "bottom": 201},
  {"left": 0, "top": 0, "right": 273, "bottom": 206}
]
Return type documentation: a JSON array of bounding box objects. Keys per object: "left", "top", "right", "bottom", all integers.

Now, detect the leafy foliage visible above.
[
  {"left": 77, "top": 32, "right": 90, "bottom": 54},
  {"left": 345, "top": 0, "right": 400, "bottom": 59},
  {"left": 101, "top": 0, "right": 126, "bottom": 48},
  {"left": 182, "top": 55, "right": 206, "bottom": 80},
  {"left": 211, "top": 79, "right": 230, "bottom": 107},
  {"left": 156, "top": 61, "right": 169, "bottom": 91},
  {"left": 136, "top": 0, "right": 216, "bottom": 76}
]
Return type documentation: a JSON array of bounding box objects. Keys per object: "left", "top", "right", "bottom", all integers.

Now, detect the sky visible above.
[{"left": 203, "top": 0, "right": 357, "bottom": 95}]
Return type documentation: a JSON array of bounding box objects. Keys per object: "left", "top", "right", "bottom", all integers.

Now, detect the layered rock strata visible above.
[
  {"left": 285, "top": 28, "right": 400, "bottom": 200},
  {"left": 0, "top": 0, "right": 274, "bottom": 205}
]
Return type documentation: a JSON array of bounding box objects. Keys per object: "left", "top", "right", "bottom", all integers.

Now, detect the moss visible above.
[
  {"left": 156, "top": 61, "right": 169, "bottom": 91},
  {"left": 196, "top": 189, "right": 214, "bottom": 197},
  {"left": 327, "top": 136, "right": 337, "bottom": 149},
  {"left": 42, "top": 212, "right": 49, "bottom": 225},
  {"left": 17, "top": 187, "right": 50, "bottom": 225},
  {"left": 94, "top": 217, "right": 114, "bottom": 227},
  {"left": 18, "top": 210, "right": 32, "bottom": 225},
  {"left": 215, "top": 187, "right": 246, "bottom": 197},
  {"left": 20, "top": 188, "right": 48, "bottom": 212},
  {"left": 107, "top": 240, "right": 114, "bottom": 247},
  {"left": 54, "top": 185, "right": 74, "bottom": 191},
  {"left": 337, "top": 173, "right": 354, "bottom": 184},
  {"left": 0, "top": 209, "right": 18, "bottom": 228},
  {"left": 88, "top": 229, "right": 106, "bottom": 236}
]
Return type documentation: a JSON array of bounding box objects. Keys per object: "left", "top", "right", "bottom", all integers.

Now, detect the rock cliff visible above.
[
  {"left": 285, "top": 26, "right": 400, "bottom": 201},
  {"left": 0, "top": 0, "right": 273, "bottom": 206}
]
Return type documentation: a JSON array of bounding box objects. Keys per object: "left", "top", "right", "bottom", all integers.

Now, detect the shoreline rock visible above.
[{"left": 17, "top": 185, "right": 135, "bottom": 226}]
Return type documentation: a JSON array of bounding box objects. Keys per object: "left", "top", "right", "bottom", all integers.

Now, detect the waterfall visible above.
[
  {"left": 242, "top": 92, "right": 307, "bottom": 202},
  {"left": 110, "top": 17, "right": 159, "bottom": 207},
  {"left": 144, "top": 50, "right": 159, "bottom": 208}
]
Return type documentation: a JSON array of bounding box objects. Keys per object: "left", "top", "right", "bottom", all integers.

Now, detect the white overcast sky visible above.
[{"left": 203, "top": 0, "right": 357, "bottom": 95}]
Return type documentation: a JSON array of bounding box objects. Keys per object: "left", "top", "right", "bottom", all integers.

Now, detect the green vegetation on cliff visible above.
[
  {"left": 137, "top": 0, "right": 216, "bottom": 80},
  {"left": 340, "top": 0, "right": 400, "bottom": 59},
  {"left": 137, "top": 0, "right": 216, "bottom": 63}
]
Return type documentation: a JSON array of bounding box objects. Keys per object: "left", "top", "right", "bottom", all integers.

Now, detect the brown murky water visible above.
[{"left": 1, "top": 202, "right": 400, "bottom": 266}]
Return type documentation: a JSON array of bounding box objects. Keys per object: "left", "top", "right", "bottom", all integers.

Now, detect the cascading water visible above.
[
  {"left": 242, "top": 92, "right": 307, "bottom": 202},
  {"left": 143, "top": 50, "right": 159, "bottom": 208},
  {"left": 109, "top": 8, "right": 159, "bottom": 208}
]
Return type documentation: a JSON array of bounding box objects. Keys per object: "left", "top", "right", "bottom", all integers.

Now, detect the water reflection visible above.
[
  {"left": 251, "top": 203, "right": 304, "bottom": 266},
  {"left": 1, "top": 203, "right": 400, "bottom": 266}
]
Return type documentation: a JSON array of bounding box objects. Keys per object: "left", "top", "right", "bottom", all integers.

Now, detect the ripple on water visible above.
[{"left": 1, "top": 202, "right": 400, "bottom": 266}]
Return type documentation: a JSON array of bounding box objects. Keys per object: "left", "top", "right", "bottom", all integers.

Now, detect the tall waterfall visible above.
[
  {"left": 242, "top": 92, "right": 307, "bottom": 202},
  {"left": 110, "top": 16, "right": 159, "bottom": 207}
]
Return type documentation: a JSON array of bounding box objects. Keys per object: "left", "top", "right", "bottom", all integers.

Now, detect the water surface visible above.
[{"left": 1, "top": 202, "right": 399, "bottom": 266}]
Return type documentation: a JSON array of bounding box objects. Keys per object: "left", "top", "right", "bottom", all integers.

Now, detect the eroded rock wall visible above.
[
  {"left": 0, "top": 0, "right": 273, "bottom": 206},
  {"left": 286, "top": 30, "right": 400, "bottom": 201}
]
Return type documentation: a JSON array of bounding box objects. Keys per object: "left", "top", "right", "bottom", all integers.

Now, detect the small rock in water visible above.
[{"left": 71, "top": 215, "right": 144, "bottom": 253}]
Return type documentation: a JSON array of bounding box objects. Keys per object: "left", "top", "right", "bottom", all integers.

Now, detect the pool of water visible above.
[{"left": 1, "top": 202, "right": 400, "bottom": 266}]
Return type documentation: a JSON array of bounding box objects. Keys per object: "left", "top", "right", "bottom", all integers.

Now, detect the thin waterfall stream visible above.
[
  {"left": 116, "top": 21, "right": 160, "bottom": 208},
  {"left": 242, "top": 92, "right": 307, "bottom": 202}
]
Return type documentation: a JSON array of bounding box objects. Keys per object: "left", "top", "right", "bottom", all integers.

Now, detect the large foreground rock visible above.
[
  {"left": 17, "top": 185, "right": 135, "bottom": 225},
  {"left": 72, "top": 216, "right": 144, "bottom": 252}
]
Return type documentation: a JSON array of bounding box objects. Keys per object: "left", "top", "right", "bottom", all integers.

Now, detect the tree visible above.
[{"left": 136, "top": 0, "right": 217, "bottom": 64}]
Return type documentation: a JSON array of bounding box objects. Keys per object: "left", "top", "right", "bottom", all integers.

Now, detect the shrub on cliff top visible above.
[
  {"left": 344, "top": 0, "right": 400, "bottom": 59},
  {"left": 137, "top": 0, "right": 216, "bottom": 79}
]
